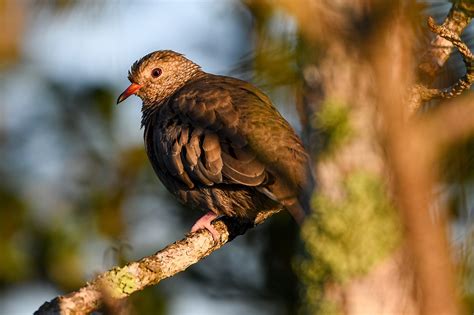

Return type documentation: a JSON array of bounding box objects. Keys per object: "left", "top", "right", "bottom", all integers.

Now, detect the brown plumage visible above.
[{"left": 118, "top": 50, "right": 312, "bottom": 239}]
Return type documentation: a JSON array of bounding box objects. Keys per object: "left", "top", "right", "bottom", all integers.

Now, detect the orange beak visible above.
[{"left": 117, "top": 83, "right": 142, "bottom": 104}]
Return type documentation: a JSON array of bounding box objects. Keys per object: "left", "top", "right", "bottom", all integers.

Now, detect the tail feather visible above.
[{"left": 285, "top": 201, "right": 306, "bottom": 225}]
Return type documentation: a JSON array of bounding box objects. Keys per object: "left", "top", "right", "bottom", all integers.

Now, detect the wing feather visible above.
[
  {"left": 149, "top": 75, "right": 310, "bottom": 213},
  {"left": 144, "top": 74, "right": 313, "bottom": 223}
]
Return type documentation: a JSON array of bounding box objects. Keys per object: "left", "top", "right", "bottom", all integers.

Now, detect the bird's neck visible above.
[{"left": 141, "top": 103, "right": 159, "bottom": 128}]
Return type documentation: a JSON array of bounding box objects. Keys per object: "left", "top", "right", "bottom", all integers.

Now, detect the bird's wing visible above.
[
  {"left": 155, "top": 78, "right": 271, "bottom": 189},
  {"left": 150, "top": 75, "right": 312, "bottom": 221}
]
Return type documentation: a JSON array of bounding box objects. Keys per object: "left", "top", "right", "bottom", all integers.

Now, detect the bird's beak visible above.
[{"left": 117, "top": 83, "right": 142, "bottom": 104}]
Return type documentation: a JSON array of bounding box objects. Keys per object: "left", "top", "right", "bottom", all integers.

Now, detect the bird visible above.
[{"left": 117, "top": 50, "right": 312, "bottom": 240}]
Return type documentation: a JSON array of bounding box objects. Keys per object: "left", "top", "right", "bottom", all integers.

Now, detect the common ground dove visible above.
[{"left": 117, "top": 50, "right": 312, "bottom": 239}]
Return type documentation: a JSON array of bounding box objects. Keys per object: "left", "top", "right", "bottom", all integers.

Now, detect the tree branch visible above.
[
  {"left": 418, "top": 0, "right": 473, "bottom": 80},
  {"left": 409, "top": 0, "right": 474, "bottom": 111},
  {"left": 34, "top": 209, "right": 281, "bottom": 315}
]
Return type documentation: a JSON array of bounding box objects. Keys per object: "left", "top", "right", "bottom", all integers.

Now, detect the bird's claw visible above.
[{"left": 190, "top": 212, "right": 220, "bottom": 241}]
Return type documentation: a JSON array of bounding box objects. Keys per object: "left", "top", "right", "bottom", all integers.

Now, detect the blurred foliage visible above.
[
  {"left": 438, "top": 132, "right": 474, "bottom": 310},
  {"left": 440, "top": 135, "right": 474, "bottom": 184},
  {"left": 234, "top": 0, "right": 305, "bottom": 89},
  {"left": 127, "top": 287, "right": 167, "bottom": 315},
  {"left": 0, "top": 189, "right": 30, "bottom": 283},
  {"left": 41, "top": 224, "right": 84, "bottom": 289}
]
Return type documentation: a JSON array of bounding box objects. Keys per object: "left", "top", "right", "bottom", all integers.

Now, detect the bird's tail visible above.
[
  {"left": 284, "top": 201, "right": 306, "bottom": 225},
  {"left": 286, "top": 169, "right": 315, "bottom": 225}
]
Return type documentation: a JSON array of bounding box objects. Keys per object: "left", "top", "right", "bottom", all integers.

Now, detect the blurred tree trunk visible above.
[{"left": 295, "top": 5, "right": 418, "bottom": 314}]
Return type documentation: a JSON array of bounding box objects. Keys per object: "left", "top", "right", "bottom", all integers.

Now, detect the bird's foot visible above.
[{"left": 191, "top": 211, "right": 220, "bottom": 241}]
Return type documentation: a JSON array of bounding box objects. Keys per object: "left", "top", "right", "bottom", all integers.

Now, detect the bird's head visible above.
[{"left": 117, "top": 50, "right": 202, "bottom": 106}]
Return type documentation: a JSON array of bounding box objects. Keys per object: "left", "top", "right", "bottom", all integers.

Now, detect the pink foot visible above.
[{"left": 191, "top": 211, "right": 219, "bottom": 241}]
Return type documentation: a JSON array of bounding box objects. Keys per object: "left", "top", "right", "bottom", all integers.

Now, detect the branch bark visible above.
[{"left": 34, "top": 209, "right": 280, "bottom": 315}]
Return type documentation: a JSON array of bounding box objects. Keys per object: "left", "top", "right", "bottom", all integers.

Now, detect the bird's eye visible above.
[{"left": 151, "top": 68, "right": 162, "bottom": 78}]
